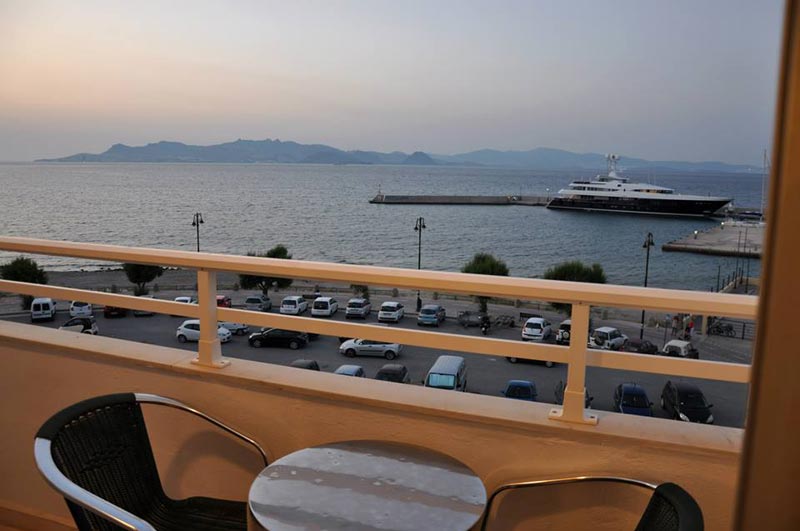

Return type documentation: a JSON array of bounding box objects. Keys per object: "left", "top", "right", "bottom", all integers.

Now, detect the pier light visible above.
[
  {"left": 640, "top": 232, "right": 655, "bottom": 339},
  {"left": 414, "top": 217, "right": 426, "bottom": 312},
  {"left": 191, "top": 212, "right": 204, "bottom": 252},
  {"left": 694, "top": 230, "right": 699, "bottom": 239}
]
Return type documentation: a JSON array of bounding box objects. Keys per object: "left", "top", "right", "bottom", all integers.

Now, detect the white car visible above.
[
  {"left": 69, "top": 301, "right": 93, "bottom": 317},
  {"left": 378, "top": 301, "right": 404, "bottom": 323},
  {"left": 339, "top": 339, "right": 402, "bottom": 360},
  {"left": 311, "top": 296, "right": 339, "bottom": 317},
  {"left": 345, "top": 298, "right": 372, "bottom": 319},
  {"left": 174, "top": 296, "right": 197, "bottom": 304},
  {"left": 59, "top": 316, "right": 99, "bottom": 335},
  {"left": 589, "top": 326, "right": 628, "bottom": 350},
  {"left": 521, "top": 317, "right": 552, "bottom": 342},
  {"left": 176, "top": 319, "right": 231, "bottom": 343},
  {"left": 219, "top": 322, "right": 250, "bottom": 335},
  {"left": 244, "top": 295, "right": 272, "bottom": 312},
  {"left": 280, "top": 296, "right": 308, "bottom": 315}
]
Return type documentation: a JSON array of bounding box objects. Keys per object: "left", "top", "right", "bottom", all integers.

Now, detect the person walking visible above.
[
  {"left": 687, "top": 317, "right": 695, "bottom": 338},
  {"left": 671, "top": 315, "right": 680, "bottom": 337}
]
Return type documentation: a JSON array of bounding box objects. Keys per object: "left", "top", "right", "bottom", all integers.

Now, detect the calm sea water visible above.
[{"left": 0, "top": 163, "right": 763, "bottom": 291}]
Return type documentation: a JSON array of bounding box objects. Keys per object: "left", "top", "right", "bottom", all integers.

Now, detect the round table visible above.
[{"left": 248, "top": 440, "right": 486, "bottom": 531}]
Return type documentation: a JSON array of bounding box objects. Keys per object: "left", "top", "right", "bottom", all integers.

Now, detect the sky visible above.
[{"left": 0, "top": 0, "right": 785, "bottom": 164}]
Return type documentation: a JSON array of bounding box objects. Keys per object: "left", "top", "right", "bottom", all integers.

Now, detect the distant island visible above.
[{"left": 37, "top": 138, "right": 758, "bottom": 173}]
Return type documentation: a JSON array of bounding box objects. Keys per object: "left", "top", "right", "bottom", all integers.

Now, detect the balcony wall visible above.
[{"left": 0, "top": 320, "right": 742, "bottom": 530}]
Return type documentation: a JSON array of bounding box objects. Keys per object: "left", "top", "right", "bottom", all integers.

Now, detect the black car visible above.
[
  {"left": 660, "top": 380, "right": 714, "bottom": 423},
  {"left": 625, "top": 338, "right": 659, "bottom": 354},
  {"left": 374, "top": 364, "right": 410, "bottom": 383},
  {"left": 248, "top": 328, "right": 309, "bottom": 350},
  {"left": 290, "top": 359, "right": 320, "bottom": 371}
]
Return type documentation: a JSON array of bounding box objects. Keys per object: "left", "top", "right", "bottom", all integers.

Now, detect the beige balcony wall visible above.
[{"left": 0, "top": 321, "right": 741, "bottom": 530}]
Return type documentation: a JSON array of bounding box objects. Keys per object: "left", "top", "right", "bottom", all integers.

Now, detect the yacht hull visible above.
[{"left": 546, "top": 197, "right": 730, "bottom": 218}]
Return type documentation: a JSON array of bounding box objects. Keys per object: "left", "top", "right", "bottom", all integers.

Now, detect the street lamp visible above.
[
  {"left": 191, "top": 212, "right": 204, "bottom": 252},
  {"left": 414, "top": 217, "right": 426, "bottom": 312},
  {"left": 640, "top": 232, "right": 655, "bottom": 339}
]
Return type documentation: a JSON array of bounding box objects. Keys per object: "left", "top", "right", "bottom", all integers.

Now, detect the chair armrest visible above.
[
  {"left": 34, "top": 438, "right": 157, "bottom": 531},
  {"left": 481, "top": 475, "right": 657, "bottom": 531},
  {"left": 134, "top": 393, "right": 269, "bottom": 466}
]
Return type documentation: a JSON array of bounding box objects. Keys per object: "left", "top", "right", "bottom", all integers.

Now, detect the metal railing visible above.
[{"left": 0, "top": 236, "right": 758, "bottom": 425}]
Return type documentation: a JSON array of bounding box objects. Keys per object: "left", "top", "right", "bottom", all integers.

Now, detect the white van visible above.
[
  {"left": 31, "top": 298, "right": 57, "bottom": 322},
  {"left": 311, "top": 297, "right": 339, "bottom": 317},
  {"left": 280, "top": 296, "right": 308, "bottom": 315},
  {"left": 424, "top": 355, "right": 468, "bottom": 392}
]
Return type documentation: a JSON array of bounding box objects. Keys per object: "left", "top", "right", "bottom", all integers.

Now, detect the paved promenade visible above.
[{"left": 663, "top": 221, "right": 763, "bottom": 257}]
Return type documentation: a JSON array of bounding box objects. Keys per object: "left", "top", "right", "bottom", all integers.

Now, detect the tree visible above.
[
  {"left": 0, "top": 256, "right": 48, "bottom": 309},
  {"left": 239, "top": 245, "right": 293, "bottom": 296},
  {"left": 461, "top": 253, "right": 509, "bottom": 313},
  {"left": 351, "top": 284, "right": 370, "bottom": 301},
  {"left": 543, "top": 261, "right": 607, "bottom": 312},
  {"left": 122, "top": 263, "right": 164, "bottom": 295}
]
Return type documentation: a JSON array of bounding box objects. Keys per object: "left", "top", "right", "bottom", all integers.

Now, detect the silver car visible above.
[{"left": 339, "top": 338, "right": 402, "bottom": 360}]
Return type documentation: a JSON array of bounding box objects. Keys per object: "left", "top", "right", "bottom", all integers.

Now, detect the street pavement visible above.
[{"left": 4, "top": 299, "right": 752, "bottom": 429}]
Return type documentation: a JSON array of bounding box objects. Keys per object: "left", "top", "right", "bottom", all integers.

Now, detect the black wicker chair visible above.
[
  {"left": 34, "top": 393, "right": 269, "bottom": 531},
  {"left": 481, "top": 476, "right": 703, "bottom": 531}
]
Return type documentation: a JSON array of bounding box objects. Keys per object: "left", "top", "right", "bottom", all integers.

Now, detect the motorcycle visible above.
[
  {"left": 480, "top": 316, "right": 491, "bottom": 336},
  {"left": 708, "top": 321, "right": 736, "bottom": 337}
]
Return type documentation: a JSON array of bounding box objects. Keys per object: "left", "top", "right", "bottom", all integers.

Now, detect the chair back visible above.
[
  {"left": 36, "top": 393, "right": 165, "bottom": 531},
  {"left": 635, "top": 482, "right": 704, "bottom": 531}
]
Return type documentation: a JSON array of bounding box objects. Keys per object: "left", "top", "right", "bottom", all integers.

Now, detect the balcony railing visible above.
[{"left": 0, "top": 236, "right": 757, "bottom": 426}]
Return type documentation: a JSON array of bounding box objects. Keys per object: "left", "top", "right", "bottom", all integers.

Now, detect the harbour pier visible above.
[
  {"left": 369, "top": 194, "right": 550, "bottom": 206},
  {"left": 662, "top": 221, "right": 764, "bottom": 257}
]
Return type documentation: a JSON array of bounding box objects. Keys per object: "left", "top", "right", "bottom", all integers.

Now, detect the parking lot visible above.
[{"left": 5, "top": 302, "right": 750, "bottom": 428}]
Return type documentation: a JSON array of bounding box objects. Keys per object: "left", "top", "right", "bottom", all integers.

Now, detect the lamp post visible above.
[
  {"left": 640, "top": 232, "right": 655, "bottom": 339},
  {"left": 191, "top": 213, "right": 204, "bottom": 252},
  {"left": 414, "top": 217, "right": 426, "bottom": 312}
]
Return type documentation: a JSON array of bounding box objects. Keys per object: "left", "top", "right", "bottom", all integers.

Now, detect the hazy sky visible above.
[{"left": 0, "top": 0, "right": 784, "bottom": 164}]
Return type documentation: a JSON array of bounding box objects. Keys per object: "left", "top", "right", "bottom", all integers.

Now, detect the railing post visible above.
[
  {"left": 192, "top": 269, "right": 230, "bottom": 368},
  {"left": 549, "top": 303, "right": 598, "bottom": 425}
]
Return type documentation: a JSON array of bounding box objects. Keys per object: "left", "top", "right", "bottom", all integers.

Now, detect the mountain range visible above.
[{"left": 38, "top": 139, "right": 758, "bottom": 173}]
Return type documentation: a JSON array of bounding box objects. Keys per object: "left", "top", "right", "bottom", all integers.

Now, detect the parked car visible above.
[
  {"left": 290, "top": 359, "right": 320, "bottom": 371},
  {"left": 133, "top": 295, "right": 155, "bottom": 317},
  {"left": 589, "top": 327, "right": 628, "bottom": 350},
  {"left": 613, "top": 383, "right": 654, "bottom": 416},
  {"left": 334, "top": 364, "right": 366, "bottom": 377},
  {"left": 501, "top": 380, "right": 538, "bottom": 401},
  {"left": 339, "top": 338, "right": 402, "bottom": 360},
  {"left": 554, "top": 380, "right": 593, "bottom": 408},
  {"left": 521, "top": 317, "right": 552, "bottom": 342},
  {"left": 417, "top": 304, "right": 446, "bottom": 327},
  {"left": 374, "top": 364, "right": 411, "bottom": 383},
  {"left": 69, "top": 301, "right": 93, "bottom": 318},
  {"left": 244, "top": 294, "right": 272, "bottom": 312},
  {"left": 555, "top": 319, "right": 571, "bottom": 345},
  {"left": 58, "top": 316, "right": 99, "bottom": 335},
  {"left": 311, "top": 296, "right": 339, "bottom": 317},
  {"left": 625, "top": 338, "right": 659, "bottom": 354},
  {"left": 219, "top": 322, "right": 250, "bottom": 335},
  {"left": 505, "top": 354, "right": 554, "bottom": 368},
  {"left": 248, "top": 328, "right": 309, "bottom": 349},
  {"left": 280, "top": 295, "right": 308, "bottom": 315},
  {"left": 345, "top": 298, "right": 372, "bottom": 319},
  {"left": 215, "top": 295, "right": 232, "bottom": 307},
  {"left": 174, "top": 296, "right": 197, "bottom": 304},
  {"left": 30, "top": 297, "right": 57, "bottom": 321},
  {"left": 103, "top": 305, "right": 128, "bottom": 318},
  {"left": 176, "top": 320, "right": 231, "bottom": 343},
  {"left": 661, "top": 380, "right": 714, "bottom": 423},
  {"left": 378, "top": 301, "right": 404, "bottom": 323},
  {"left": 424, "top": 355, "right": 467, "bottom": 392},
  {"left": 662, "top": 339, "right": 700, "bottom": 359}
]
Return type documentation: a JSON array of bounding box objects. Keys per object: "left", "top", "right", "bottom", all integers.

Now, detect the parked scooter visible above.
[{"left": 480, "top": 315, "right": 491, "bottom": 335}]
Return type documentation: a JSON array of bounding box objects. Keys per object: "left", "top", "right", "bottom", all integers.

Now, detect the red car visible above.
[{"left": 216, "top": 295, "right": 232, "bottom": 307}]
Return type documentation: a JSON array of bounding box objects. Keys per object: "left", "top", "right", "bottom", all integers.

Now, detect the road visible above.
[{"left": 5, "top": 308, "right": 750, "bottom": 428}]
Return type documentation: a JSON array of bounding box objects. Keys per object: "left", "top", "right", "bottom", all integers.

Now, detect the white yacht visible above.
[{"left": 546, "top": 154, "right": 731, "bottom": 217}]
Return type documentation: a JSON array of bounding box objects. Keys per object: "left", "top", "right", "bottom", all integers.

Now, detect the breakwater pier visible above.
[
  {"left": 369, "top": 194, "right": 550, "bottom": 206},
  {"left": 662, "top": 221, "right": 763, "bottom": 257}
]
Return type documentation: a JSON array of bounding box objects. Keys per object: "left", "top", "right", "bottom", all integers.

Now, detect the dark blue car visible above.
[
  {"left": 613, "top": 383, "right": 654, "bottom": 416},
  {"left": 501, "top": 380, "right": 538, "bottom": 401}
]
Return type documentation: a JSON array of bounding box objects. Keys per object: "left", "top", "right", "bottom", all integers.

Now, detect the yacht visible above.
[{"left": 546, "top": 154, "right": 731, "bottom": 217}]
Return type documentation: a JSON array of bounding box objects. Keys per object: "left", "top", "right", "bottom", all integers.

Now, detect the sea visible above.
[{"left": 0, "top": 162, "right": 764, "bottom": 292}]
